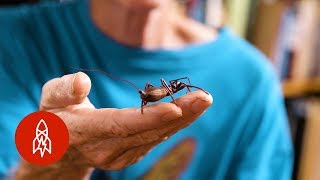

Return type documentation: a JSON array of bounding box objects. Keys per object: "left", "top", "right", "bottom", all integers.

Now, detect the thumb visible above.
[{"left": 40, "top": 72, "right": 91, "bottom": 110}]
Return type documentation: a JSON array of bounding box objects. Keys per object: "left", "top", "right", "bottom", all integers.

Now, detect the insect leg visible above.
[
  {"left": 185, "top": 84, "right": 209, "bottom": 95},
  {"left": 141, "top": 101, "right": 144, "bottom": 114},
  {"left": 144, "top": 82, "right": 154, "bottom": 89},
  {"left": 169, "top": 77, "right": 191, "bottom": 86},
  {"left": 140, "top": 82, "right": 154, "bottom": 114},
  {"left": 186, "top": 86, "right": 191, "bottom": 93},
  {"left": 160, "top": 78, "right": 176, "bottom": 104},
  {"left": 141, "top": 100, "right": 148, "bottom": 114},
  {"left": 180, "top": 82, "right": 191, "bottom": 94}
]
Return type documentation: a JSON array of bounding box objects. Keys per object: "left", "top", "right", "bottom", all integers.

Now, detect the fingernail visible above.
[
  {"left": 72, "top": 72, "right": 91, "bottom": 97},
  {"left": 190, "top": 95, "right": 213, "bottom": 114},
  {"left": 161, "top": 109, "right": 182, "bottom": 122}
]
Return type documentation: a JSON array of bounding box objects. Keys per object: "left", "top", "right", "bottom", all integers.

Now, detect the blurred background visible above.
[{"left": 1, "top": 0, "right": 319, "bottom": 179}]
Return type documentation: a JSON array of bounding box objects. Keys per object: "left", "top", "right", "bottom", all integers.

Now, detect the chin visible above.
[{"left": 119, "top": 0, "right": 167, "bottom": 10}]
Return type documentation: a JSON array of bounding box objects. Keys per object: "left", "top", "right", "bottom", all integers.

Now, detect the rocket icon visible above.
[{"left": 32, "top": 119, "right": 52, "bottom": 158}]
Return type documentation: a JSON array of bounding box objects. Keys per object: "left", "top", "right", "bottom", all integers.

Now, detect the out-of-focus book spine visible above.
[
  {"left": 316, "top": 27, "right": 320, "bottom": 77},
  {"left": 186, "top": 0, "right": 207, "bottom": 23},
  {"left": 310, "top": 5, "right": 320, "bottom": 78},
  {"left": 248, "top": 0, "right": 289, "bottom": 61},
  {"left": 224, "top": 0, "right": 252, "bottom": 37},
  {"left": 298, "top": 99, "right": 320, "bottom": 180},
  {"left": 290, "top": 1, "right": 319, "bottom": 80},
  {"left": 273, "top": 5, "right": 297, "bottom": 80}
]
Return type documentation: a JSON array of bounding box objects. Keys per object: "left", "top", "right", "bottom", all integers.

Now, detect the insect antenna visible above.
[{"left": 69, "top": 67, "right": 141, "bottom": 91}]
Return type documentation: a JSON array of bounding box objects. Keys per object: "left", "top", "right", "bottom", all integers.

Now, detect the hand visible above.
[{"left": 15, "top": 72, "right": 213, "bottom": 179}]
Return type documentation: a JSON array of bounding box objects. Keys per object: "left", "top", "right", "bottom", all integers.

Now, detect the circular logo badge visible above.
[{"left": 15, "top": 111, "right": 69, "bottom": 166}]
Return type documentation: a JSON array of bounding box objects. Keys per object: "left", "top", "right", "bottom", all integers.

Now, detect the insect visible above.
[{"left": 71, "top": 68, "right": 209, "bottom": 114}]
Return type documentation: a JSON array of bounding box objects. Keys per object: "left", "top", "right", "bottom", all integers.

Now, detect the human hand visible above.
[{"left": 15, "top": 72, "right": 212, "bottom": 179}]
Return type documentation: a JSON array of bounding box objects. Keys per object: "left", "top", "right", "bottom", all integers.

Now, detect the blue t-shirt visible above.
[{"left": 0, "top": 0, "right": 293, "bottom": 179}]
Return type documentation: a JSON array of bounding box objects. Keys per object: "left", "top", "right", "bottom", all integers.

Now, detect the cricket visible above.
[{"left": 71, "top": 68, "right": 209, "bottom": 114}]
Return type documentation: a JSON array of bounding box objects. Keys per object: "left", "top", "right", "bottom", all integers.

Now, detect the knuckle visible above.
[
  {"left": 86, "top": 149, "right": 115, "bottom": 168},
  {"left": 40, "top": 78, "right": 60, "bottom": 109},
  {"left": 41, "top": 78, "right": 59, "bottom": 94},
  {"left": 135, "top": 133, "right": 146, "bottom": 144},
  {"left": 106, "top": 156, "right": 135, "bottom": 170},
  {"left": 138, "top": 131, "right": 160, "bottom": 144},
  {"left": 94, "top": 150, "right": 124, "bottom": 169},
  {"left": 109, "top": 110, "right": 129, "bottom": 137},
  {"left": 104, "top": 164, "right": 129, "bottom": 171},
  {"left": 92, "top": 154, "right": 111, "bottom": 168}
]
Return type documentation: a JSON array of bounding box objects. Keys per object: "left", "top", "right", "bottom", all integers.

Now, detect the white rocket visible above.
[{"left": 32, "top": 119, "right": 52, "bottom": 158}]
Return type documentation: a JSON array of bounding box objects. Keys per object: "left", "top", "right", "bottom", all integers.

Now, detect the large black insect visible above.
[{"left": 71, "top": 68, "right": 209, "bottom": 114}]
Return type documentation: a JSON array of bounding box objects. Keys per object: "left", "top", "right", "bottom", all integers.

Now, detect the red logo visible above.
[{"left": 15, "top": 111, "right": 69, "bottom": 166}]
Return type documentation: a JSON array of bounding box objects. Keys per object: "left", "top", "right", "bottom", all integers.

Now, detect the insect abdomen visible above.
[{"left": 144, "top": 87, "right": 168, "bottom": 102}]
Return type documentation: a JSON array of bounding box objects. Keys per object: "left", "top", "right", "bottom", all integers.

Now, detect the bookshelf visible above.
[
  {"left": 282, "top": 78, "right": 320, "bottom": 98},
  {"left": 185, "top": 0, "right": 319, "bottom": 179},
  {"left": 297, "top": 100, "right": 320, "bottom": 180}
]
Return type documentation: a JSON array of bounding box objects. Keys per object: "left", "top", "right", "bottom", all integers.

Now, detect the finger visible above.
[
  {"left": 68, "top": 91, "right": 211, "bottom": 147},
  {"left": 161, "top": 90, "right": 213, "bottom": 136},
  {"left": 102, "top": 90, "right": 211, "bottom": 152},
  {"left": 175, "top": 90, "right": 213, "bottom": 117},
  {"left": 40, "top": 72, "right": 91, "bottom": 109},
  {"left": 120, "top": 90, "right": 212, "bottom": 145},
  {"left": 86, "top": 103, "right": 183, "bottom": 138}
]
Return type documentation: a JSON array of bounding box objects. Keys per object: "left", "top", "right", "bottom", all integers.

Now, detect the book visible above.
[
  {"left": 186, "top": 0, "right": 207, "bottom": 23},
  {"left": 290, "top": 1, "right": 319, "bottom": 80},
  {"left": 310, "top": 6, "right": 320, "bottom": 78},
  {"left": 224, "top": 0, "right": 253, "bottom": 37},
  {"left": 247, "top": 0, "right": 289, "bottom": 60},
  {"left": 298, "top": 99, "right": 320, "bottom": 180},
  {"left": 273, "top": 5, "right": 297, "bottom": 80}
]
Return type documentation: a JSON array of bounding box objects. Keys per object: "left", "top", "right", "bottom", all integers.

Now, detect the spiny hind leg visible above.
[{"left": 160, "top": 78, "right": 176, "bottom": 104}]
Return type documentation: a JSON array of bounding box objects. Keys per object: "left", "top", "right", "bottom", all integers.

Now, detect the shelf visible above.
[{"left": 282, "top": 78, "right": 320, "bottom": 98}]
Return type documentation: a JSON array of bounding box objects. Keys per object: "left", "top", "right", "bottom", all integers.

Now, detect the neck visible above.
[{"left": 90, "top": 0, "right": 217, "bottom": 50}]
